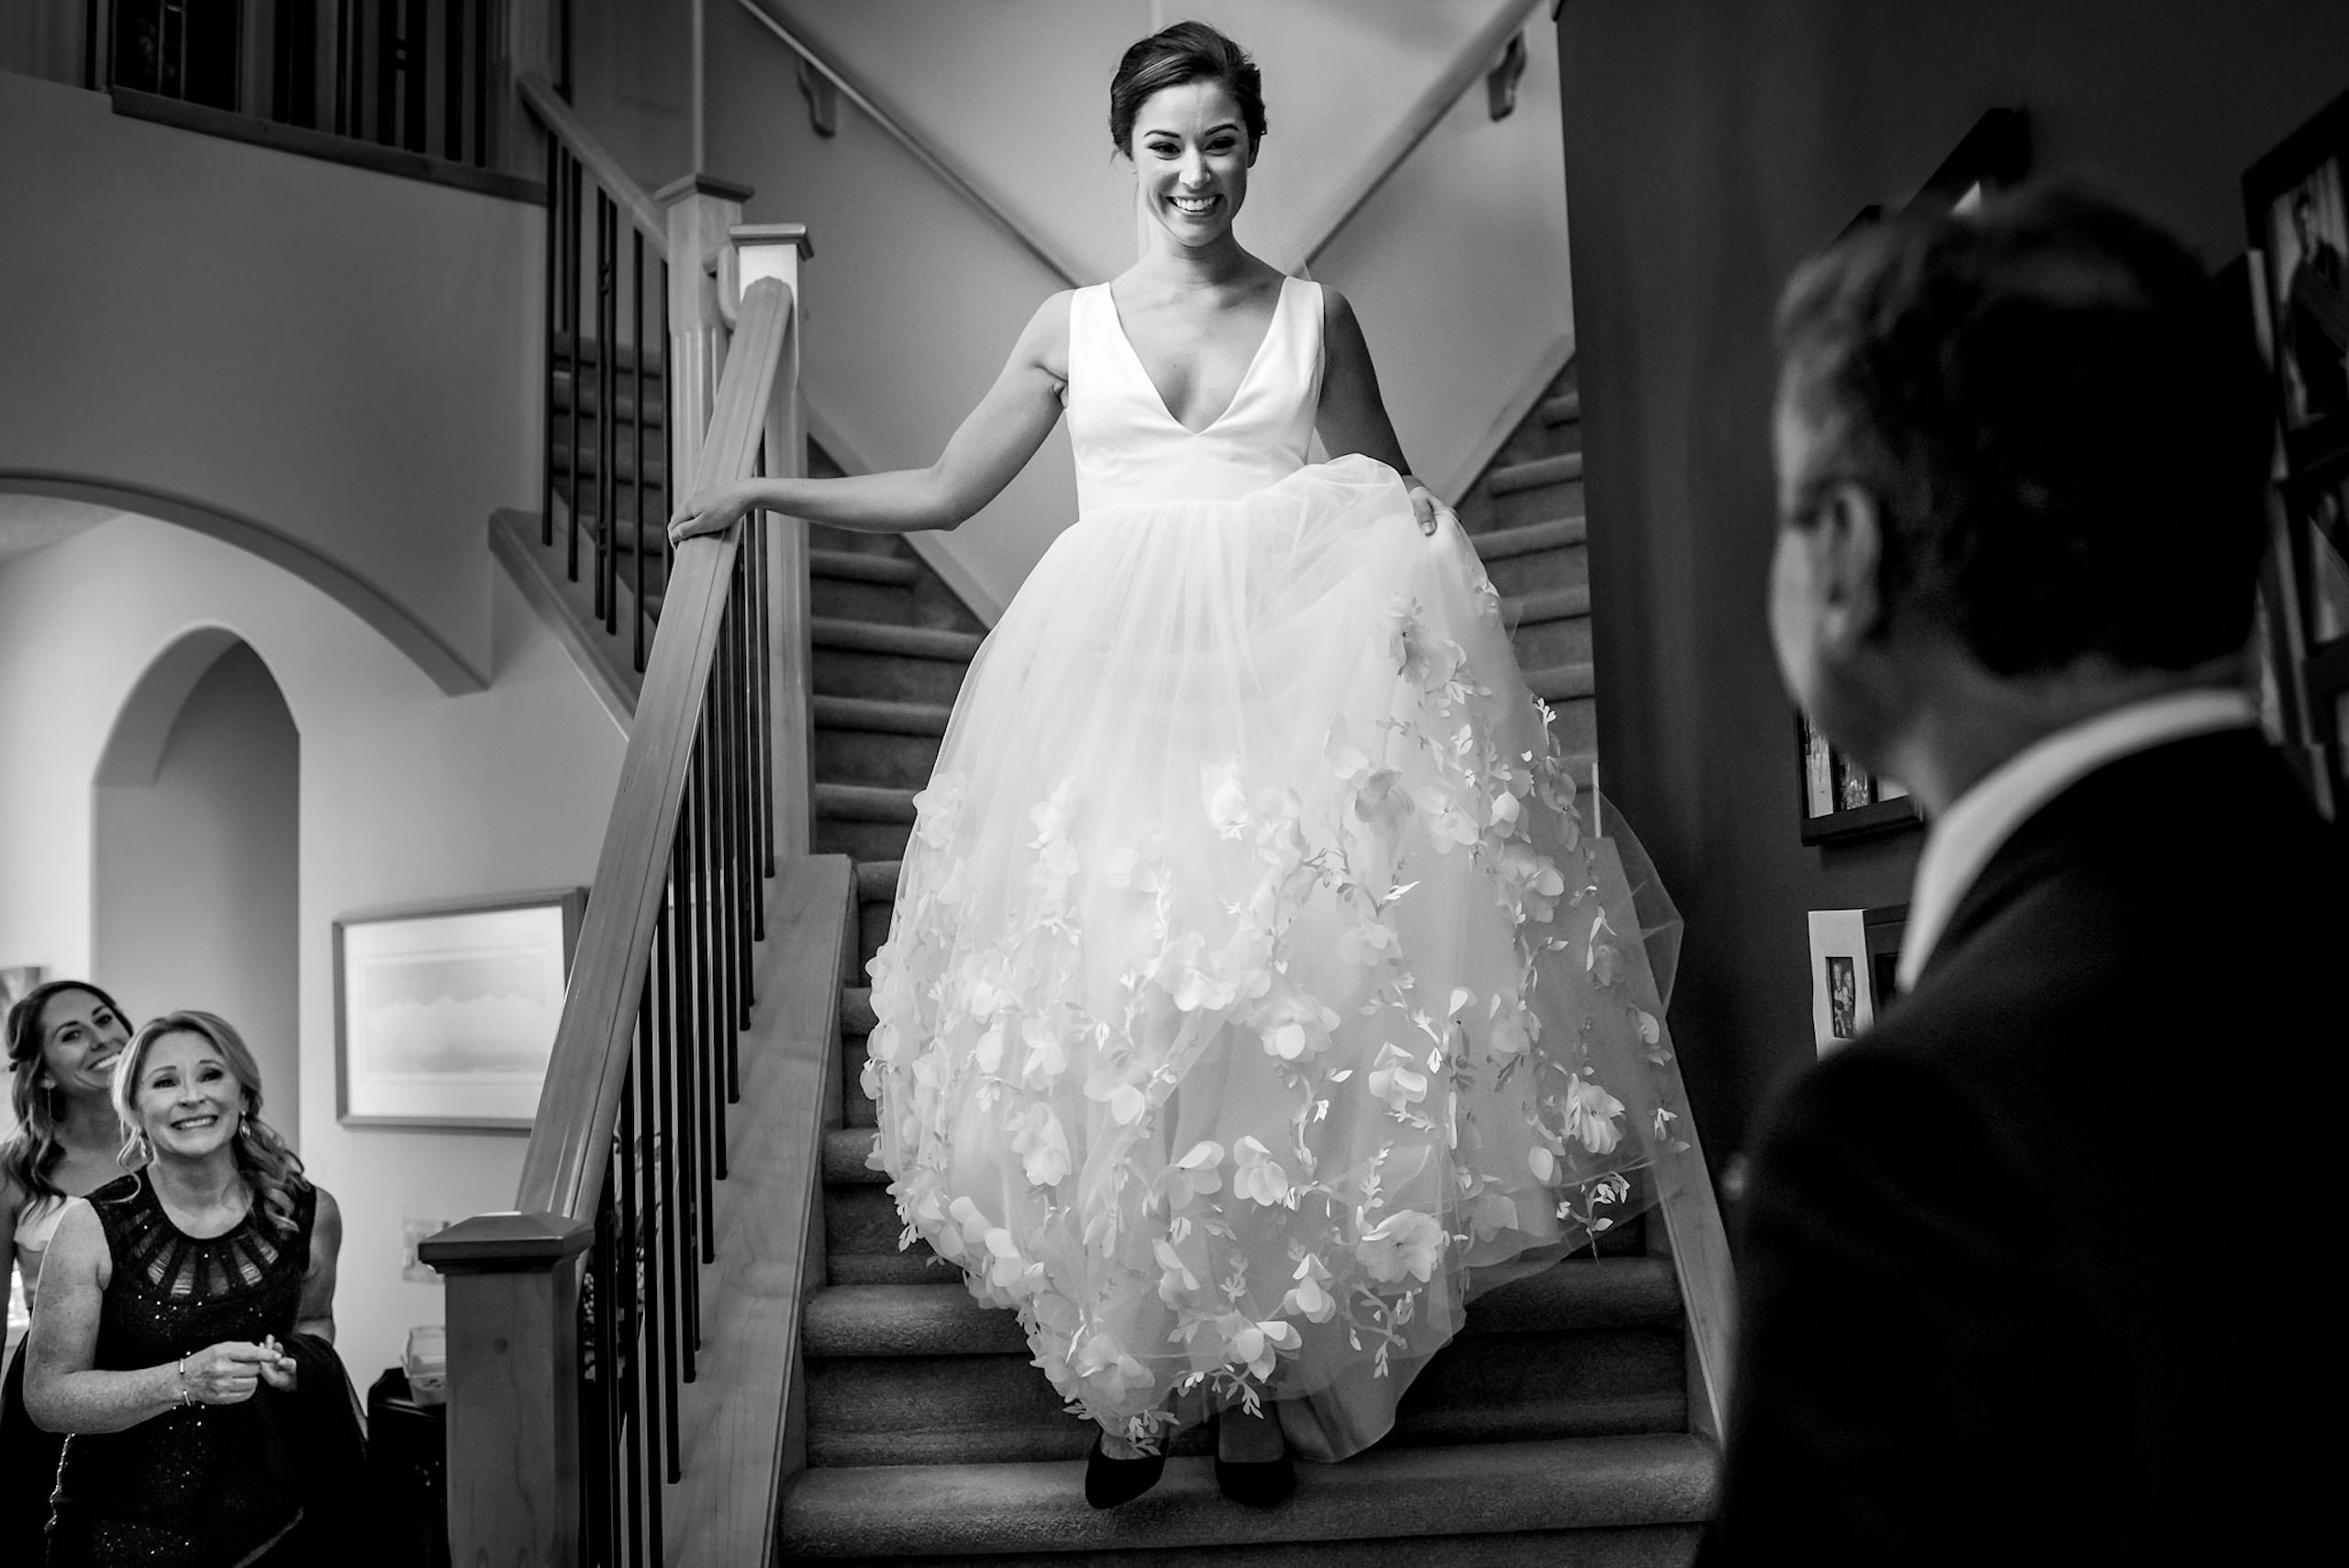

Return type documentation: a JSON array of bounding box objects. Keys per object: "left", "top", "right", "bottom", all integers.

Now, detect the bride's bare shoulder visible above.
[{"left": 1012, "top": 289, "right": 1080, "bottom": 383}]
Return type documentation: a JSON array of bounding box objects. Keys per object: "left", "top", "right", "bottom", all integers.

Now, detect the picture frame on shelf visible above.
[
  {"left": 2281, "top": 450, "right": 2349, "bottom": 653},
  {"left": 2245, "top": 87, "right": 2349, "bottom": 475},
  {"left": 1794, "top": 709, "right": 1923, "bottom": 844},
  {"left": 1807, "top": 905, "right": 1909, "bottom": 1058},
  {"left": 334, "top": 888, "right": 584, "bottom": 1131},
  {"left": 1793, "top": 108, "right": 2029, "bottom": 846}
]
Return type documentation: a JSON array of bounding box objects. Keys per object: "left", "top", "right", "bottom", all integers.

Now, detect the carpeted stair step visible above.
[
  {"left": 549, "top": 331, "right": 665, "bottom": 375},
  {"left": 805, "top": 1257, "right": 1681, "bottom": 1362},
  {"left": 1473, "top": 517, "right": 1586, "bottom": 562},
  {"left": 803, "top": 1315, "right": 1686, "bottom": 1466},
  {"left": 815, "top": 696, "right": 954, "bottom": 790},
  {"left": 1504, "top": 585, "right": 1594, "bottom": 669},
  {"left": 813, "top": 617, "right": 984, "bottom": 707},
  {"left": 549, "top": 373, "right": 667, "bottom": 426},
  {"left": 812, "top": 548, "right": 925, "bottom": 623},
  {"left": 777, "top": 1433, "right": 1718, "bottom": 1561},
  {"left": 817, "top": 782, "right": 920, "bottom": 862},
  {"left": 852, "top": 861, "right": 901, "bottom": 977},
  {"left": 1540, "top": 390, "right": 1582, "bottom": 427},
  {"left": 1487, "top": 452, "right": 1584, "bottom": 498},
  {"left": 1528, "top": 662, "right": 1597, "bottom": 705},
  {"left": 814, "top": 549, "right": 922, "bottom": 586},
  {"left": 550, "top": 440, "right": 667, "bottom": 490},
  {"left": 817, "top": 783, "right": 920, "bottom": 823},
  {"left": 856, "top": 860, "right": 903, "bottom": 902},
  {"left": 840, "top": 987, "right": 876, "bottom": 1040}
]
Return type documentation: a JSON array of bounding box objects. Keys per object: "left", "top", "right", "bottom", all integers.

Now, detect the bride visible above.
[{"left": 672, "top": 20, "right": 1682, "bottom": 1509}]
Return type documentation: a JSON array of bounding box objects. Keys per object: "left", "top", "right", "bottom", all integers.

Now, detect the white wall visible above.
[
  {"left": 0, "top": 516, "right": 627, "bottom": 1385},
  {"left": 94, "top": 643, "right": 303, "bottom": 1147},
  {"left": 690, "top": 0, "right": 1570, "bottom": 616},
  {"left": 0, "top": 69, "right": 542, "bottom": 690}
]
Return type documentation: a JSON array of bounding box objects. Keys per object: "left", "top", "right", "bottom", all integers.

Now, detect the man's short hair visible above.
[{"left": 1776, "top": 183, "right": 2271, "bottom": 677}]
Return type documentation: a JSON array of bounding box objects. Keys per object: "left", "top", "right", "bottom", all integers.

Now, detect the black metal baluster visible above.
[
  {"left": 473, "top": 0, "right": 489, "bottom": 165},
  {"left": 440, "top": 0, "right": 462, "bottom": 162},
  {"left": 597, "top": 194, "right": 618, "bottom": 629},
  {"left": 727, "top": 562, "right": 754, "bottom": 1032},
  {"left": 652, "top": 903, "right": 683, "bottom": 1478},
  {"left": 752, "top": 491, "right": 775, "bottom": 889},
  {"left": 739, "top": 552, "right": 759, "bottom": 1003},
  {"left": 711, "top": 599, "right": 738, "bottom": 1068},
  {"left": 697, "top": 716, "right": 729, "bottom": 1190},
  {"left": 668, "top": 813, "right": 702, "bottom": 1381},
  {"left": 565, "top": 154, "right": 583, "bottom": 581},
  {"left": 541, "top": 138, "right": 558, "bottom": 548},
  {"left": 632, "top": 229, "right": 648, "bottom": 672},
  {"left": 658, "top": 261, "right": 674, "bottom": 658},
  {"left": 616, "top": 1045, "right": 641, "bottom": 1564}
]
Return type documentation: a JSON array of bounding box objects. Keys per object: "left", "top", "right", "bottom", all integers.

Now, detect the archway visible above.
[{"left": 93, "top": 632, "right": 302, "bottom": 1146}]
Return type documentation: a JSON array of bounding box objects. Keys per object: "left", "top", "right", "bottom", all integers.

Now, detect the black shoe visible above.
[
  {"left": 1085, "top": 1434, "right": 1165, "bottom": 1509},
  {"left": 1213, "top": 1449, "right": 1296, "bottom": 1507}
]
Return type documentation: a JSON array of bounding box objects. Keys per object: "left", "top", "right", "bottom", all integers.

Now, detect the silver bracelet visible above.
[{"left": 176, "top": 1353, "right": 192, "bottom": 1408}]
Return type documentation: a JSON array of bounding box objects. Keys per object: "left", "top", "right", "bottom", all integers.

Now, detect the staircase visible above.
[{"left": 781, "top": 359, "right": 1718, "bottom": 1562}]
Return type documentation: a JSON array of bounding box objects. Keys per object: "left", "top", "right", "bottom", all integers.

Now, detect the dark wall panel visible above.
[{"left": 1556, "top": 0, "right": 2349, "bottom": 1160}]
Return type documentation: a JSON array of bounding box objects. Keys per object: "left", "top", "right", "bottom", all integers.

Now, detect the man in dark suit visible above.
[{"left": 1702, "top": 185, "right": 2343, "bottom": 1563}]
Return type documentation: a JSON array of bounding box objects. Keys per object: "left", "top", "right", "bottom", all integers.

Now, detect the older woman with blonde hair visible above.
[
  {"left": 26, "top": 1010, "right": 352, "bottom": 1566},
  {"left": 2, "top": 980, "right": 137, "bottom": 1554}
]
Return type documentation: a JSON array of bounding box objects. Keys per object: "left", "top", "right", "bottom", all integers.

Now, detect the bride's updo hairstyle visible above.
[{"left": 1108, "top": 21, "right": 1266, "bottom": 161}]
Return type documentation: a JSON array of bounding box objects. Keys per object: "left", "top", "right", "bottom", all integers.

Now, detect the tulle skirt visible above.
[{"left": 863, "top": 455, "right": 1683, "bottom": 1460}]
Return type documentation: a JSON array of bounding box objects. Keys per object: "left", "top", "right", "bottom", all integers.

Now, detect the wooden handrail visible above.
[
  {"left": 518, "top": 275, "right": 794, "bottom": 1222},
  {"left": 1297, "top": 0, "right": 1547, "bottom": 271},
  {"left": 728, "top": 0, "right": 1085, "bottom": 285},
  {"left": 518, "top": 70, "right": 669, "bottom": 250}
]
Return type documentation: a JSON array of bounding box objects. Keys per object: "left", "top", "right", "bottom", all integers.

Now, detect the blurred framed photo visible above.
[
  {"left": 334, "top": 888, "right": 584, "bottom": 1130},
  {"left": 1793, "top": 708, "right": 1922, "bottom": 843},
  {"left": 2248, "top": 89, "right": 2349, "bottom": 473},
  {"left": 2281, "top": 452, "right": 2349, "bottom": 652}
]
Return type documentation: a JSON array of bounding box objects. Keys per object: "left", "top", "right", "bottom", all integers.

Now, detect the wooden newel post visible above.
[
  {"left": 421, "top": 1211, "right": 596, "bottom": 1567},
  {"left": 656, "top": 174, "right": 755, "bottom": 499},
  {"left": 735, "top": 222, "right": 817, "bottom": 858}
]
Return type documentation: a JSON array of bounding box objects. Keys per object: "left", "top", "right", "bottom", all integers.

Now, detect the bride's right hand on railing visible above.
[{"left": 669, "top": 482, "right": 763, "bottom": 546}]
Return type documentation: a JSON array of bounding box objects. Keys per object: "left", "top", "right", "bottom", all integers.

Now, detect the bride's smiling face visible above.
[{"left": 1130, "top": 80, "right": 1253, "bottom": 248}]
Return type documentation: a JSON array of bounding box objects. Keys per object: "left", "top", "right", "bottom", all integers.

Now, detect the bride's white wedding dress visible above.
[{"left": 863, "top": 275, "right": 1683, "bottom": 1461}]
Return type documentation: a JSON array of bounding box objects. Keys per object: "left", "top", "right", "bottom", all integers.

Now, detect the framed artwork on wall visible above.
[
  {"left": 2246, "top": 87, "right": 2349, "bottom": 477},
  {"left": 2245, "top": 89, "right": 2349, "bottom": 819},
  {"left": 1791, "top": 108, "right": 2031, "bottom": 845},
  {"left": 334, "top": 888, "right": 584, "bottom": 1131}
]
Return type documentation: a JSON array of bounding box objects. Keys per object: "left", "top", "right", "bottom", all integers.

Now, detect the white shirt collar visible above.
[{"left": 1896, "top": 688, "right": 2254, "bottom": 989}]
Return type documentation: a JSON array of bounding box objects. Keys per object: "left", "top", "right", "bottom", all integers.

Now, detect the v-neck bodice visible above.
[{"left": 1067, "top": 275, "right": 1324, "bottom": 513}]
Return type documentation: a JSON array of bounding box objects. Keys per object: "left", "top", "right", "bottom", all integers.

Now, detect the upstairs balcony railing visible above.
[{"left": 81, "top": 0, "right": 563, "bottom": 188}]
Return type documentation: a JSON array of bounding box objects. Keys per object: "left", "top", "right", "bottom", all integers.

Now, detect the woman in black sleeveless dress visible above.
[{"left": 24, "top": 1010, "right": 348, "bottom": 1567}]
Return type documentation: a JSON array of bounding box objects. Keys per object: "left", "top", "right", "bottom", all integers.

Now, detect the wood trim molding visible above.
[
  {"left": 661, "top": 856, "right": 852, "bottom": 1565},
  {"left": 107, "top": 87, "right": 545, "bottom": 206}
]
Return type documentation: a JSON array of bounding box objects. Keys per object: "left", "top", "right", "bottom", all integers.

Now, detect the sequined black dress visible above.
[{"left": 46, "top": 1172, "right": 315, "bottom": 1568}]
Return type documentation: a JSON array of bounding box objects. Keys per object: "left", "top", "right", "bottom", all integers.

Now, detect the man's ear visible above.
[{"left": 1808, "top": 481, "right": 1887, "bottom": 656}]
